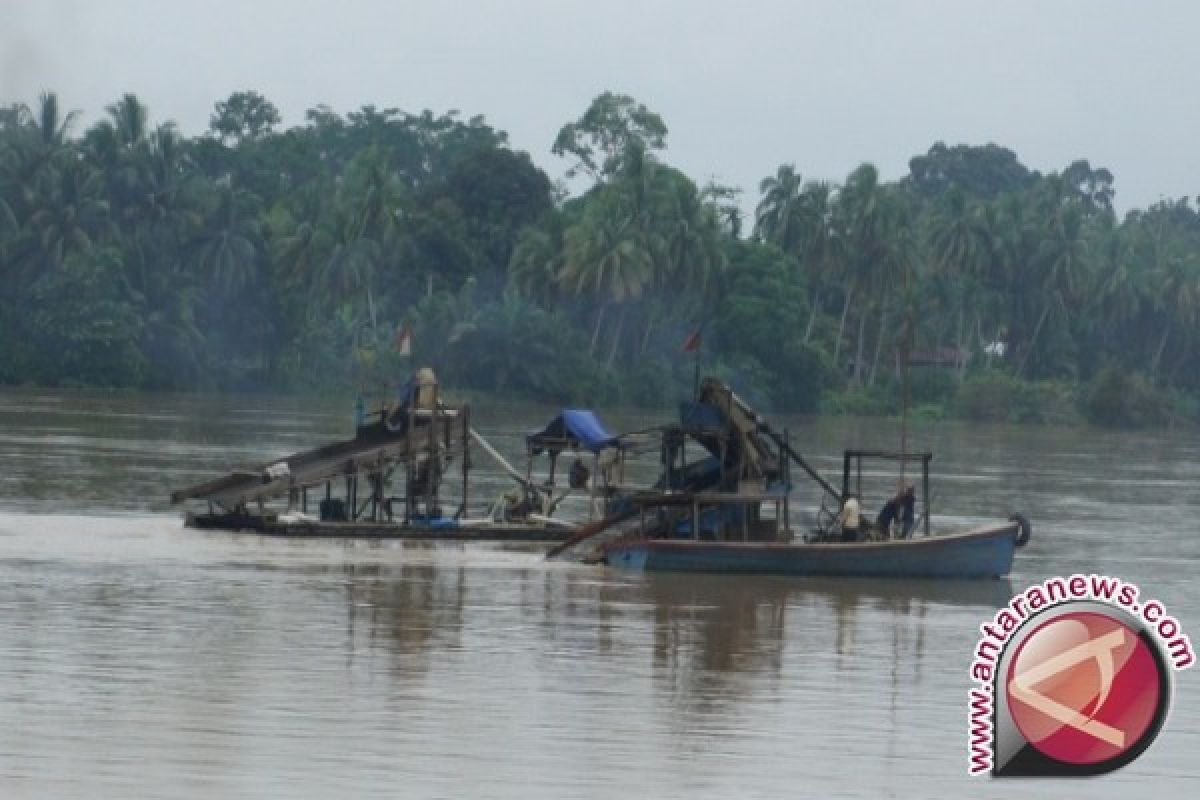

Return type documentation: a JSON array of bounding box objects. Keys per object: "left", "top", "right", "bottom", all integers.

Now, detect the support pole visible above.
[
  {"left": 427, "top": 385, "right": 438, "bottom": 516},
  {"left": 923, "top": 454, "right": 931, "bottom": 538},
  {"left": 460, "top": 404, "right": 470, "bottom": 519},
  {"left": 782, "top": 428, "right": 791, "bottom": 538}
]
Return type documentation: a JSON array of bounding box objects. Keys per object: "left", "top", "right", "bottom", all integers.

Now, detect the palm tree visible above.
[
  {"left": 193, "top": 187, "right": 261, "bottom": 294},
  {"left": 29, "top": 91, "right": 79, "bottom": 152},
  {"left": 867, "top": 195, "right": 918, "bottom": 386},
  {"left": 794, "top": 181, "right": 835, "bottom": 343},
  {"left": 318, "top": 224, "right": 381, "bottom": 330},
  {"left": 25, "top": 158, "right": 110, "bottom": 277},
  {"left": 1083, "top": 214, "right": 1143, "bottom": 365},
  {"left": 508, "top": 225, "right": 562, "bottom": 305},
  {"left": 1150, "top": 253, "right": 1200, "bottom": 382},
  {"left": 276, "top": 213, "right": 333, "bottom": 306},
  {"left": 929, "top": 190, "right": 991, "bottom": 379},
  {"left": 832, "top": 164, "right": 891, "bottom": 379},
  {"left": 3, "top": 93, "right": 79, "bottom": 216},
  {"left": 560, "top": 194, "right": 653, "bottom": 362},
  {"left": 660, "top": 173, "right": 726, "bottom": 295},
  {"left": 105, "top": 93, "right": 149, "bottom": 151},
  {"left": 1017, "top": 203, "right": 1089, "bottom": 377},
  {"left": 755, "top": 164, "right": 805, "bottom": 252}
]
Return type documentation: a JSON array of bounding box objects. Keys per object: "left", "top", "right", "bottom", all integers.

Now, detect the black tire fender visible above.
[{"left": 1009, "top": 512, "right": 1032, "bottom": 547}]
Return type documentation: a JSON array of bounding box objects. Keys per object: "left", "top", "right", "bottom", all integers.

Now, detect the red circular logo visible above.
[{"left": 1006, "top": 611, "right": 1163, "bottom": 765}]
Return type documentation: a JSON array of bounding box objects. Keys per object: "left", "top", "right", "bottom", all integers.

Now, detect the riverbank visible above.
[{"left": 2, "top": 361, "right": 1193, "bottom": 432}]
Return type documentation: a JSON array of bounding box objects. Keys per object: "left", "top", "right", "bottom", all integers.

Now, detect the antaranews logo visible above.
[{"left": 967, "top": 574, "right": 1193, "bottom": 776}]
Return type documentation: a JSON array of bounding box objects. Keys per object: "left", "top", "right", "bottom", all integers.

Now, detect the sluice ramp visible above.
[
  {"left": 695, "top": 378, "right": 841, "bottom": 502},
  {"left": 170, "top": 408, "right": 459, "bottom": 510}
]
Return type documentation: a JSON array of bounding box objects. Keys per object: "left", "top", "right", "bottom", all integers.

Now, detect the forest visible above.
[{"left": 1, "top": 89, "right": 1197, "bottom": 428}]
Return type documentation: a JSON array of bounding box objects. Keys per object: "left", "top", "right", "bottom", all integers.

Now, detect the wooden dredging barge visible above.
[
  {"left": 171, "top": 369, "right": 580, "bottom": 541},
  {"left": 553, "top": 377, "right": 1030, "bottom": 578}
]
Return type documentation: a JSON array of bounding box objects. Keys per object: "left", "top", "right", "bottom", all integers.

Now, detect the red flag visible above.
[
  {"left": 681, "top": 331, "right": 701, "bottom": 353},
  {"left": 394, "top": 325, "right": 412, "bottom": 356}
]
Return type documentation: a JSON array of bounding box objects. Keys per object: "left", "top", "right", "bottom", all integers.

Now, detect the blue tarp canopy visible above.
[{"left": 527, "top": 409, "right": 620, "bottom": 454}]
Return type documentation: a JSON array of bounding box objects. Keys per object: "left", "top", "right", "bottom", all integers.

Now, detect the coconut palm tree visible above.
[
  {"left": 755, "top": 164, "right": 806, "bottom": 253},
  {"left": 3, "top": 93, "right": 79, "bottom": 218},
  {"left": 929, "top": 190, "right": 991, "bottom": 379},
  {"left": 1150, "top": 252, "right": 1200, "bottom": 383},
  {"left": 193, "top": 187, "right": 261, "bottom": 294},
  {"left": 831, "top": 164, "right": 892, "bottom": 379},
  {"left": 29, "top": 92, "right": 78, "bottom": 152},
  {"left": 508, "top": 224, "right": 563, "bottom": 305},
  {"left": 660, "top": 172, "right": 726, "bottom": 295},
  {"left": 24, "top": 158, "right": 111, "bottom": 277},
  {"left": 791, "top": 180, "right": 836, "bottom": 342},
  {"left": 560, "top": 194, "right": 653, "bottom": 362},
  {"left": 1016, "top": 203, "right": 1090, "bottom": 377},
  {"left": 106, "top": 93, "right": 149, "bottom": 151}
]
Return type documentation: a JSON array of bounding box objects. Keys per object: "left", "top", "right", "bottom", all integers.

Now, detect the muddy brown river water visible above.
[{"left": 0, "top": 388, "right": 1196, "bottom": 798}]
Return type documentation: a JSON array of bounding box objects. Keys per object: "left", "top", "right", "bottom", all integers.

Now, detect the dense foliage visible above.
[{"left": 2, "top": 90, "right": 1197, "bottom": 427}]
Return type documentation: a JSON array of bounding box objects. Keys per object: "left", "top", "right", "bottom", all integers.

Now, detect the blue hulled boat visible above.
[
  {"left": 603, "top": 520, "right": 1021, "bottom": 579},
  {"left": 548, "top": 376, "right": 1031, "bottom": 579}
]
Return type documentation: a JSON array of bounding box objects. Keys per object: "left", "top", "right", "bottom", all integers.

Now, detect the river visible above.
[{"left": 0, "top": 388, "right": 1196, "bottom": 798}]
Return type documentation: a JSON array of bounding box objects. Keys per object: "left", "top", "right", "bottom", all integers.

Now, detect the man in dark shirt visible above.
[
  {"left": 899, "top": 486, "right": 917, "bottom": 538},
  {"left": 876, "top": 493, "right": 900, "bottom": 539}
]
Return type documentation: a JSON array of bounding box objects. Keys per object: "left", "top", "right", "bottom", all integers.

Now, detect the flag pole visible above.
[{"left": 682, "top": 327, "right": 703, "bottom": 400}]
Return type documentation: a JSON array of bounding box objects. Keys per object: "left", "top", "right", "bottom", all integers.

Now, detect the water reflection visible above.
[
  {"left": 328, "top": 553, "right": 1014, "bottom": 727},
  {"left": 342, "top": 560, "right": 468, "bottom": 679}
]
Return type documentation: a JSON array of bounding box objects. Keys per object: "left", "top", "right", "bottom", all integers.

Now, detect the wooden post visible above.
[
  {"left": 718, "top": 433, "right": 726, "bottom": 492},
  {"left": 427, "top": 385, "right": 438, "bottom": 516},
  {"left": 461, "top": 404, "right": 470, "bottom": 518},
  {"left": 404, "top": 459, "right": 413, "bottom": 524},
  {"left": 370, "top": 471, "right": 379, "bottom": 522},
  {"left": 782, "top": 428, "right": 791, "bottom": 539},
  {"left": 662, "top": 436, "right": 672, "bottom": 491},
  {"left": 923, "top": 454, "right": 931, "bottom": 538}
]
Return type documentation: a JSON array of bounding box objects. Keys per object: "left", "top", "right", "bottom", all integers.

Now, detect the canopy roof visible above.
[{"left": 527, "top": 410, "right": 620, "bottom": 454}]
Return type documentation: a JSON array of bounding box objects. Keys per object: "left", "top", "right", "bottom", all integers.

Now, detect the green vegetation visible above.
[{"left": 1, "top": 90, "right": 1198, "bottom": 428}]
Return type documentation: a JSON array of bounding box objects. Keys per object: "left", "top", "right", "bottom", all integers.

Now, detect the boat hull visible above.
[
  {"left": 603, "top": 522, "right": 1020, "bottom": 579},
  {"left": 185, "top": 511, "right": 574, "bottom": 541}
]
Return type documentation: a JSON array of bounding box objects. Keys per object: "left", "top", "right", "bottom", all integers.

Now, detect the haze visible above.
[{"left": 4, "top": 0, "right": 1197, "bottom": 213}]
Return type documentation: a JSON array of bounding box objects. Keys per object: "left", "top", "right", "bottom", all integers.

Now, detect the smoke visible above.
[{"left": 0, "top": 2, "right": 82, "bottom": 109}]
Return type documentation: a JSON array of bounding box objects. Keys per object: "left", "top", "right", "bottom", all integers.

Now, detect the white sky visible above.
[{"left": 5, "top": 0, "right": 1197, "bottom": 215}]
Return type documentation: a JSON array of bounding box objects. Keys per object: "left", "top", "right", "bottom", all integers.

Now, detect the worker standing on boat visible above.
[
  {"left": 876, "top": 492, "right": 900, "bottom": 539},
  {"left": 899, "top": 486, "right": 917, "bottom": 538},
  {"left": 838, "top": 494, "right": 861, "bottom": 542},
  {"left": 569, "top": 457, "right": 590, "bottom": 489}
]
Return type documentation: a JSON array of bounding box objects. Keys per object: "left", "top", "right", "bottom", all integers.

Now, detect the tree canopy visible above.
[{"left": 2, "top": 89, "right": 1199, "bottom": 427}]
